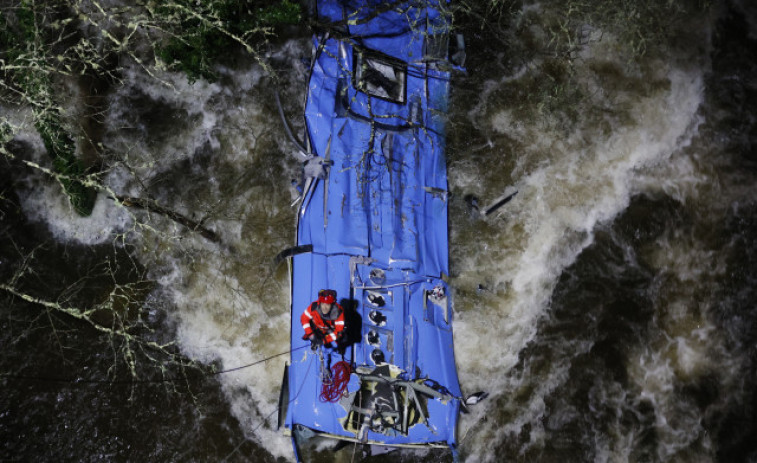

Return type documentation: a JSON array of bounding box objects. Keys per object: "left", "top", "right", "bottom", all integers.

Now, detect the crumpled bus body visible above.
[{"left": 280, "top": 0, "right": 464, "bottom": 459}]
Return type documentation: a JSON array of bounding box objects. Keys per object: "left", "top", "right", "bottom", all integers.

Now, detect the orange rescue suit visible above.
[{"left": 301, "top": 302, "right": 345, "bottom": 344}]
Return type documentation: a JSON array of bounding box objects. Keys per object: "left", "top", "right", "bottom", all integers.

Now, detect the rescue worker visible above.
[{"left": 301, "top": 289, "right": 345, "bottom": 350}]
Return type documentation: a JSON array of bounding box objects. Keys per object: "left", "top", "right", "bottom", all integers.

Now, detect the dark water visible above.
[
  {"left": 0, "top": 170, "right": 275, "bottom": 462},
  {"left": 2, "top": 0, "right": 757, "bottom": 462},
  {"left": 479, "top": 3, "right": 757, "bottom": 461}
]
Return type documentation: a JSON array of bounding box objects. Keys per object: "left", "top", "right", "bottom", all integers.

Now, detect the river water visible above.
[{"left": 2, "top": 1, "right": 757, "bottom": 462}]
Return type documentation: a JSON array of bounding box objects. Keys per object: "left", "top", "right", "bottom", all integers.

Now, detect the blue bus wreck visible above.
[{"left": 278, "top": 0, "right": 468, "bottom": 460}]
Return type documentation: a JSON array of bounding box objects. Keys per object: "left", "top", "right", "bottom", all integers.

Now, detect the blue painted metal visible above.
[{"left": 283, "top": 0, "right": 462, "bottom": 456}]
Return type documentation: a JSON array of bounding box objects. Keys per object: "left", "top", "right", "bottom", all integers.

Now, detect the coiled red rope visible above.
[{"left": 320, "top": 361, "right": 352, "bottom": 402}]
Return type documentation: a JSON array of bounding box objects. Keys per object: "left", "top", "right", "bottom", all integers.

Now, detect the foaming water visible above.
[
  {"left": 8, "top": 1, "right": 757, "bottom": 462},
  {"left": 96, "top": 53, "right": 308, "bottom": 458},
  {"left": 9, "top": 39, "right": 308, "bottom": 458},
  {"left": 453, "top": 42, "right": 705, "bottom": 386},
  {"left": 9, "top": 124, "right": 134, "bottom": 245},
  {"left": 450, "top": 12, "right": 711, "bottom": 462},
  {"left": 620, "top": 232, "right": 725, "bottom": 460}
]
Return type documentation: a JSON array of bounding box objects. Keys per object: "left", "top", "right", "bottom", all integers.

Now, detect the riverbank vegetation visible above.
[
  {"left": 0, "top": 0, "right": 304, "bottom": 381},
  {"left": 0, "top": 0, "right": 302, "bottom": 217}
]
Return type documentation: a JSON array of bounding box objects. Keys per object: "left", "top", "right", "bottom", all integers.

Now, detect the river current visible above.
[{"left": 2, "top": 1, "right": 757, "bottom": 462}]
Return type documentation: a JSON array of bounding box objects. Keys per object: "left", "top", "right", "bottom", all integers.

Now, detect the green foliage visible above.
[
  {"left": 26, "top": 67, "right": 97, "bottom": 216},
  {"left": 0, "top": 119, "right": 12, "bottom": 146},
  {"left": 2, "top": 0, "right": 305, "bottom": 216},
  {"left": 257, "top": 0, "right": 301, "bottom": 25},
  {"left": 0, "top": 7, "right": 30, "bottom": 64},
  {"left": 15, "top": 0, "right": 35, "bottom": 39},
  {"left": 156, "top": 23, "right": 224, "bottom": 83},
  {"left": 1, "top": 2, "right": 97, "bottom": 216},
  {"left": 35, "top": 108, "right": 97, "bottom": 217},
  {"left": 156, "top": 0, "right": 302, "bottom": 82}
]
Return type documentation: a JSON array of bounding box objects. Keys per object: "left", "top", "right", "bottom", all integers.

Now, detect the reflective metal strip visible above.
[
  {"left": 359, "top": 375, "right": 454, "bottom": 402},
  {"left": 351, "top": 405, "right": 373, "bottom": 416},
  {"left": 335, "top": 320, "right": 345, "bottom": 326}
]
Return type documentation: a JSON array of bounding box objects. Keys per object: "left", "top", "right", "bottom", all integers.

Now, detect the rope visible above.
[
  {"left": 319, "top": 360, "right": 352, "bottom": 403},
  {"left": 210, "top": 346, "right": 306, "bottom": 375},
  {"left": 0, "top": 345, "right": 307, "bottom": 386}
]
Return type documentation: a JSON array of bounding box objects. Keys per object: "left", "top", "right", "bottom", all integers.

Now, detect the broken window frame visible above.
[{"left": 352, "top": 48, "right": 408, "bottom": 105}]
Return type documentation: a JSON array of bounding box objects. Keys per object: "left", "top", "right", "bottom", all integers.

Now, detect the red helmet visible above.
[{"left": 318, "top": 289, "right": 336, "bottom": 304}]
